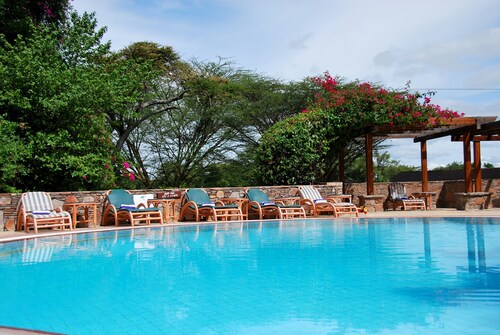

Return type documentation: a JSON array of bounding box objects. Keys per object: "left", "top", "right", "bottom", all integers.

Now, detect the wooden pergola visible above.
[
  {"left": 414, "top": 117, "right": 499, "bottom": 193},
  {"left": 353, "top": 116, "right": 498, "bottom": 195}
]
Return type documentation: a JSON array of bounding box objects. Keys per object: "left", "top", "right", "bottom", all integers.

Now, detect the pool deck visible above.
[{"left": 1, "top": 208, "right": 499, "bottom": 243}]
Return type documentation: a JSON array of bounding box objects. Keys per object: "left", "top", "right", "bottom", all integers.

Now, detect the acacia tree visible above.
[
  {"left": 142, "top": 59, "right": 248, "bottom": 187},
  {"left": 97, "top": 42, "right": 193, "bottom": 187},
  {"left": 256, "top": 72, "right": 463, "bottom": 185},
  {"left": 103, "top": 42, "right": 191, "bottom": 152}
]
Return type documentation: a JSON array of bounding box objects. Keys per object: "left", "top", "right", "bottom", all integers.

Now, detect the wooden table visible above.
[
  {"left": 412, "top": 192, "right": 436, "bottom": 210},
  {"left": 63, "top": 202, "right": 99, "bottom": 228},
  {"left": 219, "top": 198, "right": 249, "bottom": 220},
  {"left": 274, "top": 196, "right": 301, "bottom": 205},
  {"left": 147, "top": 199, "right": 180, "bottom": 222}
]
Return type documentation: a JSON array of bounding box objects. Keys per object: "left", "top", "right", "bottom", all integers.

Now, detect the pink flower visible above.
[
  {"left": 83, "top": 175, "right": 87, "bottom": 181},
  {"left": 123, "top": 162, "right": 130, "bottom": 169},
  {"left": 129, "top": 173, "right": 136, "bottom": 181}
]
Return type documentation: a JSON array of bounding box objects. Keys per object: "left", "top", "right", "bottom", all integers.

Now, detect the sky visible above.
[{"left": 72, "top": 0, "right": 500, "bottom": 169}]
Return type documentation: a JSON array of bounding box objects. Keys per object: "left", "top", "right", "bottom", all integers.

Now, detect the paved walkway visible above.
[{"left": 2, "top": 208, "right": 499, "bottom": 243}]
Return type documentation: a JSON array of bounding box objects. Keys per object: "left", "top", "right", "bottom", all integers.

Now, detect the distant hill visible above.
[{"left": 391, "top": 168, "right": 500, "bottom": 182}]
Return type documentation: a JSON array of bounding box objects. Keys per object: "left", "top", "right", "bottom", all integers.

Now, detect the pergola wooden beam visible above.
[
  {"left": 474, "top": 141, "right": 482, "bottom": 192},
  {"left": 360, "top": 116, "right": 498, "bottom": 196},
  {"left": 421, "top": 141, "right": 429, "bottom": 192},
  {"left": 414, "top": 117, "right": 498, "bottom": 193},
  {"left": 463, "top": 131, "right": 473, "bottom": 193}
]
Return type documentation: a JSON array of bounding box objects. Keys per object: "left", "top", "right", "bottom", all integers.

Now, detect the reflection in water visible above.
[
  {"left": 423, "top": 218, "right": 431, "bottom": 269},
  {"left": 21, "top": 235, "right": 73, "bottom": 264},
  {"left": 466, "top": 219, "right": 487, "bottom": 273},
  {"left": 477, "top": 222, "right": 486, "bottom": 272}
]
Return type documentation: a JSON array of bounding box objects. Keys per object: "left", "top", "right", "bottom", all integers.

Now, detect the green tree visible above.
[
  {"left": 145, "top": 59, "right": 246, "bottom": 187},
  {"left": 0, "top": 12, "right": 121, "bottom": 191},
  {"left": 432, "top": 161, "right": 464, "bottom": 171},
  {"left": 99, "top": 41, "right": 192, "bottom": 187},
  {"left": 0, "top": 116, "right": 30, "bottom": 192},
  {"left": 345, "top": 150, "right": 417, "bottom": 182}
]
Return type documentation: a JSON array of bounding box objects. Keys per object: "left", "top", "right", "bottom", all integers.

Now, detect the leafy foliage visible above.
[
  {"left": 0, "top": 12, "right": 121, "bottom": 191},
  {"left": 256, "top": 72, "right": 463, "bottom": 185}
]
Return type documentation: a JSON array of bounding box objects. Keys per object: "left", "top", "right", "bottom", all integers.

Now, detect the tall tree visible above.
[
  {"left": 103, "top": 41, "right": 190, "bottom": 152},
  {"left": 0, "top": 12, "right": 121, "bottom": 191},
  {"left": 142, "top": 59, "right": 249, "bottom": 187}
]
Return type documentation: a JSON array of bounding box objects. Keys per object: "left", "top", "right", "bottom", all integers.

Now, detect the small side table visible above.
[
  {"left": 220, "top": 198, "right": 249, "bottom": 220},
  {"left": 412, "top": 192, "right": 436, "bottom": 210},
  {"left": 63, "top": 202, "right": 99, "bottom": 228},
  {"left": 148, "top": 199, "right": 180, "bottom": 222},
  {"left": 274, "top": 196, "right": 301, "bottom": 205}
]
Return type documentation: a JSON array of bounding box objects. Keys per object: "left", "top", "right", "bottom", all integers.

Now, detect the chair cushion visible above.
[
  {"left": 120, "top": 204, "right": 137, "bottom": 209},
  {"left": 120, "top": 207, "right": 161, "bottom": 212},
  {"left": 32, "top": 210, "right": 51, "bottom": 215},
  {"left": 277, "top": 204, "right": 302, "bottom": 208},
  {"left": 247, "top": 189, "right": 271, "bottom": 203},
  {"left": 215, "top": 204, "right": 239, "bottom": 209},
  {"left": 186, "top": 189, "right": 212, "bottom": 204},
  {"left": 299, "top": 186, "right": 323, "bottom": 201}
]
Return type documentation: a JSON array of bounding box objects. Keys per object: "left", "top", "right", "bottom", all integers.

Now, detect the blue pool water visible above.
[{"left": 0, "top": 217, "right": 499, "bottom": 334}]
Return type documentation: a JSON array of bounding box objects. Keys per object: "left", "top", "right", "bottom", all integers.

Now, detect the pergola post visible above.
[
  {"left": 474, "top": 140, "right": 482, "bottom": 192},
  {"left": 463, "top": 131, "right": 473, "bottom": 192},
  {"left": 365, "top": 133, "right": 374, "bottom": 195},
  {"left": 420, "top": 140, "right": 428, "bottom": 192}
]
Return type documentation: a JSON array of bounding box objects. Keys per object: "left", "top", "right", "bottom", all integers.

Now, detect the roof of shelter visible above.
[{"left": 361, "top": 116, "right": 498, "bottom": 140}]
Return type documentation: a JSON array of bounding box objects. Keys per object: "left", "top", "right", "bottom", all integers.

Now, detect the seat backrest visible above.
[
  {"left": 107, "top": 189, "right": 134, "bottom": 206},
  {"left": 298, "top": 186, "right": 323, "bottom": 201},
  {"left": 389, "top": 183, "right": 407, "bottom": 199},
  {"left": 133, "top": 194, "right": 154, "bottom": 207},
  {"left": 22, "top": 192, "right": 54, "bottom": 212},
  {"left": 186, "top": 188, "right": 212, "bottom": 204},
  {"left": 246, "top": 189, "right": 271, "bottom": 203}
]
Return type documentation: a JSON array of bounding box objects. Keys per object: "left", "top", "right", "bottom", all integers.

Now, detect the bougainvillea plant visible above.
[
  {"left": 306, "top": 71, "right": 463, "bottom": 129},
  {"left": 255, "top": 72, "right": 464, "bottom": 185}
]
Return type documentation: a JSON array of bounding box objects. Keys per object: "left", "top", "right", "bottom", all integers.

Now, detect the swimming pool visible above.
[{"left": 0, "top": 217, "right": 499, "bottom": 334}]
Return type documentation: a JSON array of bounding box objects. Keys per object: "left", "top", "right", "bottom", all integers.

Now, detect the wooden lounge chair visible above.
[
  {"left": 245, "top": 188, "right": 306, "bottom": 220},
  {"left": 101, "top": 189, "right": 163, "bottom": 226},
  {"left": 178, "top": 188, "right": 243, "bottom": 222},
  {"left": 17, "top": 191, "right": 73, "bottom": 233},
  {"left": 298, "top": 185, "right": 358, "bottom": 218},
  {"left": 386, "top": 182, "right": 425, "bottom": 211}
]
